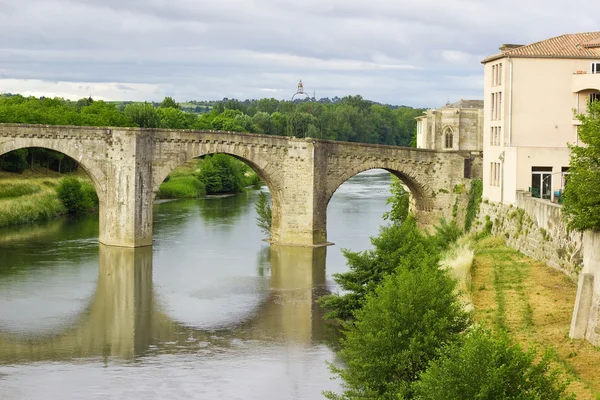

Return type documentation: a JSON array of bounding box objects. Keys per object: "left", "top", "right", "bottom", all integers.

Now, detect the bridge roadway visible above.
[
  {"left": 0, "top": 124, "right": 481, "bottom": 247},
  {"left": 0, "top": 245, "right": 328, "bottom": 363}
]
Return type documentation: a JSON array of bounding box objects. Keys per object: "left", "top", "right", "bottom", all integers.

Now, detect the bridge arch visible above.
[
  {"left": 152, "top": 140, "right": 286, "bottom": 235},
  {"left": 0, "top": 142, "right": 107, "bottom": 198},
  {"left": 324, "top": 164, "right": 435, "bottom": 213}
]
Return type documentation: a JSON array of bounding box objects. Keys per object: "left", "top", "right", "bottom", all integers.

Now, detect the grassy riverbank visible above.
[
  {"left": 0, "top": 171, "right": 99, "bottom": 227},
  {"left": 0, "top": 171, "right": 66, "bottom": 227},
  {"left": 471, "top": 236, "right": 600, "bottom": 399}
]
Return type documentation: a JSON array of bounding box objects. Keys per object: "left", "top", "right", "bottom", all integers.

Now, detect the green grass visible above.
[
  {"left": 0, "top": 182, "right": 42, "bottom": 199},
  {"left": 156, "top": 176, "right": 205, "bottom": 199},
  {"left": 0, "top": 192, "right": 65, "bottom": 227}
]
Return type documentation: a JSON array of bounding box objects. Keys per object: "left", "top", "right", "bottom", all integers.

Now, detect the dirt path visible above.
[{"left": 472, "top": 237, "right": 600, "bottom": 399}]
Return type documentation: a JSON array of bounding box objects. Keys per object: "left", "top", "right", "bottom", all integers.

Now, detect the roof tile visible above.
[{"left": 482, "top": 32, "right": 600, "bottom": 63}]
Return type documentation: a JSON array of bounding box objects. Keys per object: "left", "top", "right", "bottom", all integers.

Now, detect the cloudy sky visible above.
[{"left": 0, "top": 0, "right": 598, "bottom": 107}]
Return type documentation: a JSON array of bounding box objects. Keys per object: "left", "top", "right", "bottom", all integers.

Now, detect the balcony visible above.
[{"left": 572, "top": 71, "right": 600, "bottom": 93}]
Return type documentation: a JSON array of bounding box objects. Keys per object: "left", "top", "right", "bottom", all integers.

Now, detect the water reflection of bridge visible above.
[{"left": 0, "top": 245, "right": 329, "bottom": 363}]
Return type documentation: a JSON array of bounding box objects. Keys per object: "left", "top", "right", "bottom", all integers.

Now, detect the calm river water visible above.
[{"left": 0, "top": 170, "right": 391, "bottom": 399}]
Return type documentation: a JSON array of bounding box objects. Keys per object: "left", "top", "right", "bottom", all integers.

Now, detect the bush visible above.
[
  {"left": 414, "top": 328, "right": 574, "bottom": 400},
  {"left": 56, "top": 177, "right": 98, "bottom": 214},
  {"left": 325, "top": 263, "right": 470, "bottom": 400},
  {"left": 197, "top": 154, "right": 246, "bottom": 194}
]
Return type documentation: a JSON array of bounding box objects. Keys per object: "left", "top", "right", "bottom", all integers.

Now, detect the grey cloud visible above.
[{"left": 0, "top": 0, "right": 598, "bottom": 106}]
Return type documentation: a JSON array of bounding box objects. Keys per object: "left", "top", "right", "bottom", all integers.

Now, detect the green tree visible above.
[
  {"left": 318, "top": 216, "right": 440, "bottom": 322},
  {"left": 123, "top": 103, "right": 161, "bottom": 128},
  {"left": 325, "top": 263, "right": 469, "bottom": 400},
  {"left": 255, "top": 191, "right": 272, "bottom": 236},
  {"left": 414, "top": 328, "right": 574, "bottom": 400},
  {"left": 197, "top": 154, "right": 246, "bottom": 194},
  {"left": 159, "top": 96, "right": 180, "bottom": 109},
  {"left": 563, "top": 100, "right": 600, "bottom": 231},
  {"left": 383, "top": 176, "right": 410, "bottom": 224}
]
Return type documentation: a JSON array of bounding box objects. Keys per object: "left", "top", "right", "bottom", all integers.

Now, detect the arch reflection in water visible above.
[{"left": 0, "top": 244, "right": 331, "bottom": 363}]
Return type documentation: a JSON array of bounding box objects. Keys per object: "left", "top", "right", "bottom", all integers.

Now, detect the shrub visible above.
[
  {"left": 414, "top": 328, "right": 574, "bottom": 400},
  {"left": 198, "top": 154, "right": 246, "bottom": 194},
  {"left": 325, "top": 263, "right": 470, "bottom": 399},
  {"left": 255, "top": 191, "right": 272, "bottom": 236},
  {"left": 56, "top": 177, "right": 97, "bottom": 214}
]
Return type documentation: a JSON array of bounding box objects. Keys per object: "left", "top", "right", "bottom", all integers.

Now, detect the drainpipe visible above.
[
  {"left": 499, "top": 151, "right": 505, "bottom": 204},
  {"left": 508, "top": 56, "right": 513, "bottom": 146}
]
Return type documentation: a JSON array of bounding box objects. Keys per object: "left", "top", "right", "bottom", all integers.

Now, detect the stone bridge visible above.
[{"left": 0, "top": 124, "right": 482, "bottom": 247}]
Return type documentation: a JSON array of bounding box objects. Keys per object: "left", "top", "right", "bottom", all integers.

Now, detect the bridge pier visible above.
[
  {"left": 99, "top": 130, "right": 154, "bottom": 248},
  {"left": 269, "top": 139, "right": 329, "bottom": 247}
]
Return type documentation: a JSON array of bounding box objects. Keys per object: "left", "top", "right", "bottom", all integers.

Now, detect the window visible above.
[
  {"left": 491, "top": 63, "right": 503, "bottom": 86},
  {"left": 490, "top": 127, "right": 501, "bottom": 146},
  {"left": 531, "top": 167, "right": 552, "bottom": 199},
  {"left": 590, "top": 93, "right": 600, "bottom": 103},
  {"left": 490, "top": 162, "right": 501, "bottom": 186},
  {"left": 444, "top": 127, "right": 453, "bottom": 149},
  {"left": 592, "top": 62, "right": 600, "bottom": 74}
]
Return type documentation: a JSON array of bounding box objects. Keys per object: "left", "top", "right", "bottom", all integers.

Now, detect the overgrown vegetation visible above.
[
  {"left": 563, "top": 100, "right": 600, "bottom": 231},
  {"left": 464, "top": 179, "right": 483, "bottom": 231},
  {"left": 322, "top": 176, "right": 575, "bottom": 399}
]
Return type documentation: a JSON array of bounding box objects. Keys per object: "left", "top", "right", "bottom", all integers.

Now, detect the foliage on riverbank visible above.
[
  {"left": 322, "top": 215, "right": 574, "bottom": 398},
  {"left": 156, "top": 156, "right": 262, "bottom": 199},
  {"left": 0, "top": 176, "right": 66, "bottom": 227}
]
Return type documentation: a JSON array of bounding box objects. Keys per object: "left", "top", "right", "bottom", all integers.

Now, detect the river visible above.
[{"left": 0, "top": 169, "right": 391, "bottom": 399}]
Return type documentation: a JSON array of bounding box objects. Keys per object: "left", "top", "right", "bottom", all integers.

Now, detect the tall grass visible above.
[
  {"left": 0, "top": 182, "right": 42, "bottom": 198},
  {"left": 440, "top": 235, "right": 475, "bottom": 310},
  {"left": 0, "top": 192, "right": 65, "bottom": 227}
]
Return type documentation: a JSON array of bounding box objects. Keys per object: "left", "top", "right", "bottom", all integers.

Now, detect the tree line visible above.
[{"left": 0, "top": 94, "right": 423, "bottom": 173}]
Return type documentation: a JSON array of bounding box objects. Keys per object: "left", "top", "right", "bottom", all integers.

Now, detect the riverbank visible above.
[
  {"left": 471, "top": 236, "right": 600, "bottom": 399},
  {"left": 0, "top": 171, "right": 72, "bottom": 227}
]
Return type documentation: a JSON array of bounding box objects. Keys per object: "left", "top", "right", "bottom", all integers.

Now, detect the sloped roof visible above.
[{"left": 482, "top": 32, "right": 600, "bottom": 63}]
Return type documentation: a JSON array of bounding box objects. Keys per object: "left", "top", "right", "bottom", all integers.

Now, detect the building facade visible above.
[
  {"left": 482, "top": 32, "right": 600, "bottom": 204},
  {"left": 415, "top": 99, "right": 483, "bottom": 152}
]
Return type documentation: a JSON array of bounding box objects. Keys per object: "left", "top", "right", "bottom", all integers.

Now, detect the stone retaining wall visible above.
[{"left": 479, "top": 191, "right": 584, "bottom": 278}]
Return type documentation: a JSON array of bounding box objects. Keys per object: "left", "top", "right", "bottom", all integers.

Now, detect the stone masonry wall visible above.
[{"left": 479, "top": 190, "right": 584, "bottom": 278}]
